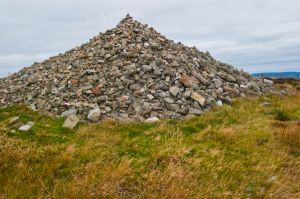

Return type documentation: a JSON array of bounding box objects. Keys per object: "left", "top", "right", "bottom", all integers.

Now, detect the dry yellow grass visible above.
[
  {"left": 0, "top": 80, "right": 300, "bottom": 198},
  {"left": 274, "top": 121, "right": 300, "bottom": 154}
]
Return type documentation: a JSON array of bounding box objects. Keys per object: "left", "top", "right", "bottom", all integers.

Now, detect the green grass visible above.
[{"left": 0, "top": 88, "right": 300, "bottom": 198}]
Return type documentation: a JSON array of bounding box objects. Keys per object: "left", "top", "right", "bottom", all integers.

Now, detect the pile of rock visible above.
[{"left": 0, "top": 15, "right": 274, "bottom": 124}]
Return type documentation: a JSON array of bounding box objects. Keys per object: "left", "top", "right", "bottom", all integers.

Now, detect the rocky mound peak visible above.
[{"left": 0, "top": 15, "right": 274, "bottom": 123}]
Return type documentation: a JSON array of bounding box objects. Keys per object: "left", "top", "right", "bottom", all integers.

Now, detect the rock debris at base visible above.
[{"left": 0, "top": 14, "right": 275, "bottom": 123}]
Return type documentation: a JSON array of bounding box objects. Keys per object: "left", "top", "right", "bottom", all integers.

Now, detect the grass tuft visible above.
[
  {"left": 273, "top": 110, "right": 294, "bottom": 121},
  {"left": 273, "top": 121, "right": 300, "bottom": 155},
  {"left": 0, "top": 80, "right": 300, "bottom": 198}
]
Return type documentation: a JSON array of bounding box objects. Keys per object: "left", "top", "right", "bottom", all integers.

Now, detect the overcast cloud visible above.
[{"left": 1, "top": 0, "right": 300, "bottom": 77}]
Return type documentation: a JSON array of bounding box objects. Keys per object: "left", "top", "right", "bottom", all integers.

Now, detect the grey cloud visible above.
[{"left": 0, "top": 0, "right": 300, "bottom": 77}]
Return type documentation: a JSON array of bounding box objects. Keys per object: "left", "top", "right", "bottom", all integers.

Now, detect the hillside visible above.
[
  {"left": 252, "top": 72, "right": 300, "bottom": 79},
  {"left": 0, "top": 80, "right": 299, "bottom": 198},
  {"left": 0, "top": 15, "right": 273, "bottom": 123}
]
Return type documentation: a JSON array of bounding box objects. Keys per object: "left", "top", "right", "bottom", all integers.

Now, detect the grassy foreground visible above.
[{"left": 1, "top": 81, "right": 300, "bottom": 198}]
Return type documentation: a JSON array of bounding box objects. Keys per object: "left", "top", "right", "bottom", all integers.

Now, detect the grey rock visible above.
[
  {"left": 126, "top": 64, "right": 137, "bottom": 74},
  {"left": 188, "top": 108, "right": 203, "bottom": 115},
  {"left": 147, "top": 94, "right": 155, "bottom": 100},
  {"left": 164, "top": 97, "right": 174, "bottom": 104},
  {"left": 19, "top": 125, "right": 32, "bottom": 132},
  {"left": 192, "top": 71, "right": 208, "bottom": 85},
  {"left": 63, "top": 114, "right": 80, "bottom": 129},
  {"left": 166, "top": 104, "right": 180, "bottom": 112},
  {"left": 263, "top": 79, "right": 274, "bottom": 85},
  {"left": 142, "top": 65, "right": 152, "bottom": 72},
  {"left": 169, "top": 86, "right": 180, "bottom": 97},
  {"left": 145, "top": 117, "right": 160, "bottom": 123},
  {"left": 216, "top": 100, "right": 223, "bottom": 106},
  {"left": 183, "top": 91, "right": 191, "bottom": 98},
  {"left": 61, "top": 109, "right": 77, "bottom": 118},
  {"left": 18, "top": 122, "right": 34, "bottom": 132},
  {"left": 87, "top": 107, "right": 101, "bottom": 122}
]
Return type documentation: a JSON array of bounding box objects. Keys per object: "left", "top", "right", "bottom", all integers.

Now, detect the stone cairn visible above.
[{"left": 0, "top": 15, "right": 274, "bottom": 124}]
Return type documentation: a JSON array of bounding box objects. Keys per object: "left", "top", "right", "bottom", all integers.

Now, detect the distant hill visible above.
[{"left": 252, "top": 72, "right": 300, "bottom": 79}]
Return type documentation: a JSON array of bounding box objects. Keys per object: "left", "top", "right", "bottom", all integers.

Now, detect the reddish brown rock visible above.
[
  {"left": 91, "top": 85, "right": 101, "bottom": 95},
  {"left": 180, "top": 74, "right": 193, "bottom": 87},
  {"left": 70, "top": 79, "right": 78, "bottom": 86}
]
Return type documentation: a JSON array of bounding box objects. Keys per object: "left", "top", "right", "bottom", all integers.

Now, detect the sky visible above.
[{"left": 1, "top": 0, "right": 300, "bottom": 77}]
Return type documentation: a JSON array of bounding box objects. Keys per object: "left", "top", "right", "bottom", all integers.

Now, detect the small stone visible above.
[
  {"left": 126, "top": 52, "right": 136, "bottom": 58},
  {"left": 180, "top": 74, "right": 193, "bottom": 87},
  {"left": 145, "top": 117, "right": 160, "bottom": 123},
  {"left": 10, "top": 130, "right": 16, "bottom": 133},
  {"left": 81, "top": 84, "right": 93, "bottom": 91},
  {"left": 87, "top": 107, "right": 101, "bottom": 122},
  {"left": 223, "top": 86, "right": 236, "bottom": 93},
  {"left": 105, "top": 54, "right": 112, "bottom": 59},
  {"left": 61, "top": 109, "right": 77, "bottom": 118},
  {"left": 164, "top": 97, "right": 174, "bottom": 104},
  {"left": 126, "top": 64, "right": 137, "bottom": 74},
  {"left": 159, "top": 92, "right": 167, "bottom": 98},
  {"left": 263, "top": 79, "right": 274, "bottom": 85},
  {"left": 19, "top": 125, "right": 32, "bottom": 131},
  {"left": 206, "top": 97, "right": 216, "bottom": 106},
  {"left": 142, "top": 65, "right": 152, "bottom": 72},
  {"left": 76, "top": 89, "right": 83, "bottom": 96},
  {"left": 63, "top": 114, "right": 80, "bottom": 129},
  {"left": 191, "top": 92, "right": 206, "bottom": 106},
  {"left": 192, "top": 71, "right": 208, "bottom": 85},
  {"left": 216, "top": 100, "right": 223, "bottom": 106},
  {"left": 18, "top": 124, "right": 33, "bottom": 132},
  {"left": 188, "top": 108, "right": 203, "bottom": 115},
  {"left": 220, "top": 96, "right": 232, "bottom": 104},
  {"left": 183, "top": 91, "right": 191, "bottom": 98},
  {"left": 91, "top": 85, "right": 101, "bottom": 95},
  {"left": 166, "top": 104, "right": 180, "bottom": 112},
  {"left": 153, "top": 69, "right": 162, "bottom": 76},
  {"left": 226, "top": 75, "right": 236, "bottom": 82},
  {"left": 147, "top": 94, "right": 155, "bottom": 100},
  {"left": 70, "top": 79, "right": 78, "bottom": 86},
  {"left": 171, "top": 61, "right": 180, "bottom": 67},
  {"left": 169, "top": 86, "right": 180, "bottom": 97},
  {"left": 117, "top": 95, "right": 129, "bottom": 103},
  {"left": 9, "top": 116, "right": 19, "bottom": 123},
  {"left": 267, "top": 176, "right": 278, "bottom": 183}
]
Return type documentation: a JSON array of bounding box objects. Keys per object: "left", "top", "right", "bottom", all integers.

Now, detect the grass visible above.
[
  {"left": 273, "top": 121, "right": 300, "bottom": 154},
  {"left": 0, "top": 81, "right": 300, "bottom": 198}
]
